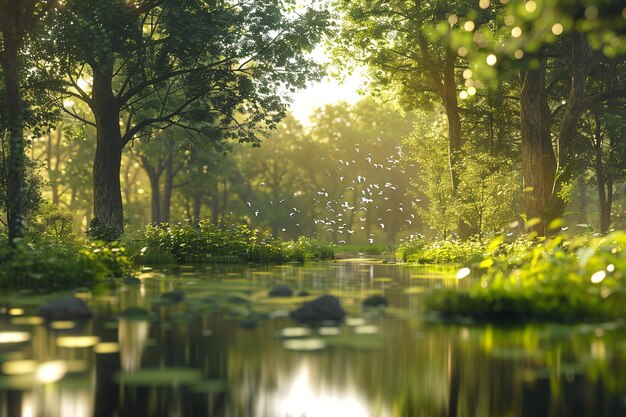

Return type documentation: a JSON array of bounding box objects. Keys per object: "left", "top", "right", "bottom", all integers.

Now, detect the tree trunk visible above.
[
  {"left": 221, "top": 178, "right": 228, "bottom": 222},
  {"left": 578, "top": 176, "right": 588, "bottom": 224},
  {"left": 546, "top": 33, "right": 591, "bottom": 227},
  {"left": 593, "top": 121, "right": 609, "bottom": 233},
  {"left": 192, "top": 190, "right": 202, "bottom": 223},
  {"left": 0, "top": 36, "right": 26, "bottom": 245},
  {"left": 161, "top": 137, "right": 175, "bottom": 223},
  {"left": 443, "top": 50, "right": 462, "bottom": 191},
  {"left": 91, "top": 66, "right": 124, "bottom": 234},
  {"left": 604, "top": 180, "right": 613, "bottom": 232},
  {"left": 47, "top": 129, "right": 60, "bottom": 206},
  {"left": 210, "top": 181, "right": 219, "bottom": 224},
  {"left": 520, "top": 56, "right": 556, "bottom": 236},
  {"left": 143, "top": 162, "right": 161, "bottom": 224},
  {"left": 442, "top": 50, "right": 470, "bottom": 238}
]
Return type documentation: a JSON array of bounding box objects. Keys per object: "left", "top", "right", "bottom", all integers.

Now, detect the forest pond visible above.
[{"left": 1, "top": 260, "right": 626, "bottom": 417}]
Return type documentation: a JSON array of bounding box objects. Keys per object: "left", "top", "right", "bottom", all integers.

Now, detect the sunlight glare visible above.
[
  {"left": 2, "top": 360, "right": 38, "bottom": 375},
  {"left": 277, "top": 362, "right": 381, "bottom": 417},
  {"left": 0, "top": 331, "right": 30, "bottom": 343},
  {"left": 551, "top": 23, "right": 563, "bottom": 36},
  {"left": 457, "top": 267, "right": 471, "bottom": 279},
  {"left": 591, "top": 270, "right": 606, "bottom": 284},
  {"left": 36, "top": 361, "right": 67, "bottom": 384}
]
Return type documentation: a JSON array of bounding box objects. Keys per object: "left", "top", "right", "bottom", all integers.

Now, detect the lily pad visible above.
[
  {"left": 280, "top": 327, "right": 311, "bottom": 338},
  {"left": 324, "top": 334, "right": 385, "bottom": 350},
  {"left": 283, "top": 338, "right": 327, "bottom": 351},
  {"left": 115, "top": 367, "right": 203, "bottom": 386},
  {"left": 318, "top": 327, "right": 340, "bottom": 336},
  {"left": 403, "top": 286, "right": 427, "bottom": 295},
  {"left": 354, "top": 325, "right": 379, "bottom": 335},
  {"left": 345, "top": 317, "right": 366, "bottom": 326}
]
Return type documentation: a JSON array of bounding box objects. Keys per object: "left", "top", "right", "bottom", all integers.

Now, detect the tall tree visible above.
[
  {"left": 0, "top": 0, "right": 56, "bottom": 245},
  {"left": 334, "top": 0, "right": 496, "bottom": 237},
  {"left": 443, "top": 0, "right": 626, "bottom": 235},
  {"left": 581, "top": 102, "right": 626, "bottom": 232},
  {"left": 37, "top": 0, "right": 329, "bottom": 235}
]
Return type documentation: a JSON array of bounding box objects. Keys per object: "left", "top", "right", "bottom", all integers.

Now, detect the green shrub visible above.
[
  {"left": 0, "top": 208, "right": 132, "bottom": 289},
  {"left": 397, "top": 237, "right": 484, "bottom": 264},
  {"left": 88, "top": 217, "right": 123, "bottom": 242},
  {"left": 27, "top": 203, "right": 83, "bottom": 256},
  {"left": 81, "top": 240, "right": 132, "bottom": 277},
  {"left": 427, "top": 232, "right": 626, "bottom": 321},
  {"left": 135, "top": 221, "right": 334, "bottom": 264},
  {"left": 0, "top": 241, "right": 107, "bottom": 290}
]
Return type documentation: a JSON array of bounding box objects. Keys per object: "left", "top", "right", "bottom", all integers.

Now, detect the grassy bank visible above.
[
  {"left": 126, "top": 221, "right": 334, "bottom": 263},
  {"left": 0, "top": 220, "right": 334, "bottom": 290},
  {"left": 423, "top": 232, "right": 626, "bottom": 321}
]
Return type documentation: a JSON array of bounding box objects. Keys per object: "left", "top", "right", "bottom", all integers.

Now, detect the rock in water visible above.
[
  {"left": 123, "top": 275, "right": 141, "bottom": 286},
  {"left": 160, "top": 291, "right": 186, "bottom": 304},
  {"left": 37, "top": 297, "right": 92, "bottom": 321},
  {"left": 363, "top": 295, "right": 389, "bottom": 308},
  {"left": 290, "top": 295, "right": 345, "bottom": 323},
  {"left": 269, "top": 285, "right": 293, "bottom": 297}
]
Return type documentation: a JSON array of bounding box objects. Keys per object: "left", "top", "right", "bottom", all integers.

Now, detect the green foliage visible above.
[
  {"left": 88, "top": 217, "right": 123, "bottom": 242},
  {"left": 457, "top": 149, "right": 520, "bottom": 235},
  {"left": 137, "top": 221, "right": 334, "bottom": 263},
  {"left": 0, "top": 148, "right": 44, "bottom": 219},
  {"left": 282, "top": 236, "right": 335, "bottom": 262},
  {"left": 404, "top": 114, "right": 458, "bottom": 239},
  {"left": 397, "top": 237, "right": 484, "bottom": 265},
  {"left": 556, "top": 179, "right": 574, "bottom": 204},
  {"left": 0, "top": 203, "right": 131, "bottom": 289},
  {"left": 81, "top": 240, "right": 131, "bottom": 278},
  {"left": 427, "top": 232, "right": 626, "bottom": 321},
  {"left": 28, "top": 202, "right": 76, "bottom": 242},
  {"left": 0, "top": 238, "right": 130, "bottom": 290},
  {"left": 404, "top": 114, "right": 519, "bottom": 238}
]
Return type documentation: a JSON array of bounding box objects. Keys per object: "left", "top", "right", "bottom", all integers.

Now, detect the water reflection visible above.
[
  {"left": 1, "top": 262, "right": 626, "bottom": 416},
  {"left": 119, "top": 320, "right": 149, "bottom": 371},
  {"left": 267, "top": 359, "right": 385, "bottom": 417}
]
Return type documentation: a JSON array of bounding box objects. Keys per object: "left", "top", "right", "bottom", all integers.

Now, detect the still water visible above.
[{"left": 1, "top": 260, "right": 626, "bottom": 417}]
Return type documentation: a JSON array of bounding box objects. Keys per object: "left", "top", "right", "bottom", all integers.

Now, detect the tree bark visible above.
[
  {"left": 91, "top": 66, "right": 124, "bottom": 234},
  {"left": 520, "top": 56, "right": 556, "bottom": 236},
  {"left": 0, "top": 34, "right": 27, "bottom": 245}
]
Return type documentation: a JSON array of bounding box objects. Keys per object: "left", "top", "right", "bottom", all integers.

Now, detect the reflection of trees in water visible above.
[
  {"left": 209, "top": 320, "right": 626, "bottom": 417},
  {"left": 6, "top": 267, "right": 626, "bottom": 417}
]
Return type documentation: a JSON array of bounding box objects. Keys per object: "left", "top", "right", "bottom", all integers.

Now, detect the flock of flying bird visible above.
[{"left": 243, "top": 138, "right": 424, "bottom": 244}]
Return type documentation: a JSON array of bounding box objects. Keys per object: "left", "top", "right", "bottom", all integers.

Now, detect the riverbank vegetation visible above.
[
  {"left": 425, "top": 231, "right": 626, "bottom": 321},
  {"left": 0, "top": 210, "right": 335, "bottom": 289}
]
